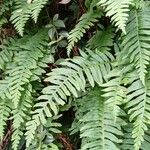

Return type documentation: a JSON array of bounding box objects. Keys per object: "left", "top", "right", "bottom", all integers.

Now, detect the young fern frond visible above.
[
  {"left": 121, "top": 7, "right": 150, "bottom": 85},
  {"left": 25, "top": 49, "right": 113, "bottom": 147},
  {"left": 73, "top": 87, "right": 124, "bottom": 150},
  {"left": 97, "top": 0, "right": 133, "bottom": 33},
  {"left": 67, "top": 10, "right": 102, "bottom": 55}
]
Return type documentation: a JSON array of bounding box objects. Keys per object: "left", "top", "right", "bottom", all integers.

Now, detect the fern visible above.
[
  {"left": 97, "top": 0, "right": 133, "bottom": 33},
  {"left": 0, "top": 29, "right": 52, "bottom": 148},
  {"left": 25, "top": 49, "right": 113, "bottom": 147},
  {"left": 102, "top": 68, "right": 126, "bottom": 122},
  {"left": 120, "top": 124, "right": 135, "bottom": 150},
  {"left": 1, "top": 0, "right": 150, "bottom": 149},
  {"left": 121, "top": 7, "right": 150, "bottom": 85},
  {"left": 126, "top": 76, "right": 150, "bottom": 149},
  {"left": 72, "top": 87, "right": 124, "bottom": 150},
  {"left": 26, "top": 115, "right": 61, "bottom": 149},
  {"left": 10, "top": 0, "right": 32, "bottom": 36},
  {"left": 0, "top": 29, "right": 49, "bottom": 107},
  {"left": 10, "top": 0, "right": 49, "bottom": 35},
  {"left": 11, "top": 84, "right": 32, "bottom": 150},
  {"left": 87, "top": 26, "right": 114, "bottom": 51},
  {"left": 121, "top": 123, "right": 150, "bottom": 150},
  {"left": 141, "top": 126, "right": 150, "bottom": 150},
  {"left": 31, "top": 0, "right": 49, "bottom": 23},
  {"left": 0, "top": 99, "right": 11, "bottom": 140},
  {"left": 0, "top": 48, "right": 13, "bottom": 70},
  {"left": 67, "top": 10, "right": 102, "bottom": 55}
]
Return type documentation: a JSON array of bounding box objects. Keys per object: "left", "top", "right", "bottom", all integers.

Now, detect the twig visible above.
[
  {"left": 57, "top": 133, "right": 74, "bottom": 150},
  {"left": 0, "top": 124, "right": 13, "bottom": 150},
  {"left": 78, "top": 0, "right": 86, "bottom": 14}
]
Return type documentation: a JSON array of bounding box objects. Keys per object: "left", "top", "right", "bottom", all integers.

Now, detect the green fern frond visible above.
[
  {"left": 26, "top": 115, "right": 61, "bottom": 148},
  {"left": 10, "top": 0, "right": 48, "bottom": 35},
  {"left": 0, "top": 29, "right": 49, "bottom": 107},
  {"left": 25, "top": 49, "right": 113, "bottom": 147},
  {"left": 31, "top": 0, "right": 49, "bottom": 23},
  {"left": 0, "top": 49, "right": 13, "bottom": 70},
  {"left": 0, "top": 99, "right": 11, "bottom": 140},
  {"left": 121, "top": 123, "right": 150, "bottom": 150},
  {"left": 87, "top": 26, "right": 114, "bottom": 51},
  {"left": 67, "top": 10, "right": 102, "bottom": 55},
  {"left": 102, "top": 68, "right": 127, "bottom": 122},
  {"left": 11, "top": 129, "right": 23, "bottom": 150},
  {"left": 120, "top": 123, "right": 135, "bottom": 150},
  {"left": 74, "top": 87, "right": 123, "bottom": 150},
  {"left": 133, "top": 0, "right": 145, "bottom": 9},
  {"left": 4, "top": 67, "right": 32, "bottom": 108},
  {"left": 41, "top": 49, "right": 113, "bottom": 106},
  {"left": 97, "top": 0, "right": 133, "bottom": 33},
  {"left": 121, "top": 7, "right": 150, "bottom": 85},
  {"left": 0, "top": 29, "right": 51, "bottom": 148},
  {"left": 126, "top": 77, "right": 150, "bottom": 149},
  {"left": 141, "top": 126, "right": 150, "bottom": 150},
  {"left": 10, "top": 0, "right": 32, "bottom": 36},
  {"left": 25, "top": 115, "right": 40, "bottom": 148},
  {"left": 11, "top": 84, "right": 32, "bottom": 150}
]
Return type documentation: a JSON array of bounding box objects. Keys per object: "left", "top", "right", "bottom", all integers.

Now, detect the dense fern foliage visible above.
[{"left": 1, "top": 0, "right": 150, "bottom": 149}]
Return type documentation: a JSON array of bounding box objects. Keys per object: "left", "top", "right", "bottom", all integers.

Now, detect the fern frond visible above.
[
  {"left": 120, "top": 123, "right": 135, "bottom": 150},
  {"left": 134, "top": 0, "right": 145, "bottom": 9},
  {"left": 97, "top": 0, "right": 133, "bottom": 33},
  {"left": 121, "top": 7, "right": 150, "bottom": 84},
  {"left": 102, "top": 68, "right": 126, "bottom": 122},
  {"left": 3, "top": 67, "right": 32, "bottom": 108},
  {"left": 74, "top": 87, "right": 123, "bottom": 150},
  {"left": 0, "top": 31, "right": 50, "bottom": 149},
  {"left": 121, "top": 123, "right": 150, "bottom": 150},
  {"left": 10, "top": 1, "right": 31, "bottom": 36},
  {"left": 25, "top": 49, "right": 113, "bottom": 147},
  {"left": 141, "top": 125, "right": 150, "bottom": 150},
  {"left": 67, "top": 10, "right": 102, "bottom": 55},
  {"left": 126, "top": 77, "right": 150, "bottom": 149},
  {"left": 87, "top": 26, "right": 114, "bottom": 51},
  {"left": 31, "top": 0, "right": 49, "bottom": 23},
  {"left": 11, "top": 84, "right": 32, "bottom": 150},
  {"left": 0, "top": 99, "right": 11, "bottom": 140},
  {"left": 0, "top": 29, "right": 49, "bottom": 108},
  {"left": 26, "top": 115, "right": 61, "bottom": 148},
  {"left": 10, "top": 0, "right": 48, "bottom": 35},
  {"left": 0, "top": 48, "right": 13, "bottom": 70}
]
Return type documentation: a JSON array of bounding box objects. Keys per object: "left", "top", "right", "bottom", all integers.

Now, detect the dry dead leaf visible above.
[{"left": 58, "top": 0, "right": 71, "bottom": 4}]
